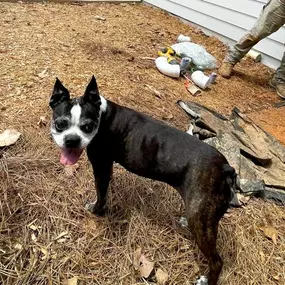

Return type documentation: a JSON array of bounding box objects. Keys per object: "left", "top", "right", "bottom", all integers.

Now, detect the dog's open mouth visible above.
[{"left": 60, "top": 148, "right": 83, "bottom": 165}]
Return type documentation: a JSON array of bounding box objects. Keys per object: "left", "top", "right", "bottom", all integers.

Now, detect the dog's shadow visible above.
[{"left": 89, "top": 166, "right": 239, "bottom": 276}]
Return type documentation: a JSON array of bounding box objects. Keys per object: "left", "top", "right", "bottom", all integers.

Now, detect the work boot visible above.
[
  {"left": 218, "top": 62, "right": 235, "bottom": 79},
  {"left": 269, "top": 76, "right": 285, "bottom": 99}
]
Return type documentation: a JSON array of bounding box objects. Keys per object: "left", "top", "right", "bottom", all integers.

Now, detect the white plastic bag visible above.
[{"left": 171, "top": 42, "right": 217, "bottom": 70}]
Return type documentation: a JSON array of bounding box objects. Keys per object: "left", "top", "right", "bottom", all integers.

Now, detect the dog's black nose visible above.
[{"left": 65, "top": 134, "right": 81, "bottom": 148}]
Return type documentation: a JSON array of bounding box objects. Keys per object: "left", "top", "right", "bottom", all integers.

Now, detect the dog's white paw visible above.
[
  {"left": 178, "top": 216, "right": 188, "bottom": 228},
  {"left": 85, "top": 202, "right": 107, "bottom": 216},
  {"left": 85, "top": 202, "right": 95, "bottom": 211},
  {"left": 195, "top": 275, "right": 208, "bottom": 285}
]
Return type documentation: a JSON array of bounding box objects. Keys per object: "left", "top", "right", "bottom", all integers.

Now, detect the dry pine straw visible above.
[{"left": 0, "top": 2, "right": 284, "bottom": 285}]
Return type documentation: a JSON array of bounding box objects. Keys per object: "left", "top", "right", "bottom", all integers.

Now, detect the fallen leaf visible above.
[
  {"left": 37, "top": 116, "right": 48, "bottom": 128},
  {"left": 67, "top": 276, "right": 78, "bottom": 285},
  {"left": 273, "top": 275, "right": 280, "bottom": 281},
  {"left": 155, "top": 268, "right": 168, "bottom": 285},
  {"left": 139, "top": 254, "right": 154, "bottom": 278},
  {"left": 133, "top": 247, "right": 154, "bottom": 278},
  {"left": 259, "top": 226, "right": 278, "bottom": 245},
  {"left": 133, "top": 247, "right": 142, "bottom": 270},
  {"left": 64, "top": 163, "right": 79, "bottom": 177},
  {"left": 0, "top": 129, "right": 21, "bottom": 147}
]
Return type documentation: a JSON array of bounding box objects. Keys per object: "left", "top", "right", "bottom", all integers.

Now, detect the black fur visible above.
[{"left": 50, "top": 77, "right": 236, "bottom": 285}]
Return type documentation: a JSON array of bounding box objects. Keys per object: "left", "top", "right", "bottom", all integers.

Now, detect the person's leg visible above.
[
  {"left": 270, "top": 52, "right": 285, "bottom": 98},
  {"left": 276, "top": 52, "right": 285, "bottom": 83},
  {"left": 220, "top": 0, "right": 285, "bottom": 78}
]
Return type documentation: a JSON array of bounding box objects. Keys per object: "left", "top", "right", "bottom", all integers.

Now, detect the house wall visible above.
[{"left": 144, "top": 0, "right": 285, "bottom": 69}]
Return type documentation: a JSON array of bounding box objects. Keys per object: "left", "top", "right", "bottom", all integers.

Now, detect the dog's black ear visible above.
[
  {"left": 50, "top": 78, "right": 70, "bottom": 108},
  {"left": 83, "top": 75, "right": 101, "bottom": 106}
]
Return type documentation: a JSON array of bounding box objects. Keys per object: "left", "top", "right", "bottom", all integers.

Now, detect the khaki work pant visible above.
[{"left": 225, "top": 0, "right": 285, "bottom": 83}]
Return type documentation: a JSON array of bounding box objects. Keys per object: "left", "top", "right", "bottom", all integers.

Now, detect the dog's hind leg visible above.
[
  {"left": 187, "top": 203, "right": 223, "bottom": 285},
  {"left": 183, "top": 184, "right": 230, "bottom": 285}
]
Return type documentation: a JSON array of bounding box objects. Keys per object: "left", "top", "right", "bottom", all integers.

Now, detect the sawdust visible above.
[
  {"left": 249, "top": 108, "right": 285, "bottom": 145},
  {"left": 0, "top": 2, "right": 285, "bottom": 285}
]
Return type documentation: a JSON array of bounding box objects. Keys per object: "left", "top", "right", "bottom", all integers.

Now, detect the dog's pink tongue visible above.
[{"left": 60, "top": 148, "right": 83, "bottom": 165}]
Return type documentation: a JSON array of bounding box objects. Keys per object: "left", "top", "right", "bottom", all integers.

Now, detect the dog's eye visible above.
[
  {"left": 80, "top": 122, "right": 95, "bottom": 133},
  {"left": 54, "top": 119, "right": 68, "bottom": 132}
]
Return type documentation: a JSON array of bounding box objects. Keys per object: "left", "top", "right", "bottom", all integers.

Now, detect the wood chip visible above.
[
  {"left": 94, "top": 15, "right": 106, "bottom": 21},
  {"left": 37, "top": 68, "right": 48, "bottom": 79}
]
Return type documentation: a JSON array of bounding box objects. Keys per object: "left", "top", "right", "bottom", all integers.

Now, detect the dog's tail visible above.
[{"left": 222, "top": 164, "right": 239, "bottom": 206}]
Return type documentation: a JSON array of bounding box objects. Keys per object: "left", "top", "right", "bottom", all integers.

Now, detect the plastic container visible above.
[
  {"left": 191, "top": 70, "right": 211, "bottom": 89},
  {"left": 155, "top": 57, "right": 180, "bottom": 78},
  {"left": 171, "top": 42, "right": 217, "bottom": 70},
  {"left": 177, "top": 34, "right": 191, "bottom": 43},
  {"left": 246, "top": 49, "right": 262, "bottom": 62}
]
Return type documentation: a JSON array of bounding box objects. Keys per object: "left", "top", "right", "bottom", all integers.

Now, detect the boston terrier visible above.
[{"left": 49, "top": 76, "right": 236, "bottom": 285}]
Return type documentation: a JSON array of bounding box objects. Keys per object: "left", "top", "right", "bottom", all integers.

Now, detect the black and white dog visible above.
[{"left": 49, "top": 76, "right": 236, "bottom": 285}]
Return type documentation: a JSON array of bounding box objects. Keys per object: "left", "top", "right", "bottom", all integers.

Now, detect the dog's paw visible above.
[
  {"left": 178, "top": 216, "right": 188, "bottom": 228},
  {"left": 85, "top": 202, "right": 107, "bottom": 216},
  {"left": 195, "top": 275, "right": 208, "bottom": 285}
]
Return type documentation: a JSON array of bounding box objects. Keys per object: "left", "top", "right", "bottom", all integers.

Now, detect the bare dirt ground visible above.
[{"left": 0, "top": 2, "right": 284, "bottom": 285}]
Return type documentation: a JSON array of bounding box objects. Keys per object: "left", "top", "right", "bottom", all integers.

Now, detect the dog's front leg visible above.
[{"left": 85, "top": 156, "right": 113, "bottom": 216}]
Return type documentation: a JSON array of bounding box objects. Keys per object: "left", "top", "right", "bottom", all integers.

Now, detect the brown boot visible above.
[
  {"left": 218, "top": 62, "right": 235, "bottom": 79},
  {"left": 269, "top": 76, "right": 285, "bottom": 99}
]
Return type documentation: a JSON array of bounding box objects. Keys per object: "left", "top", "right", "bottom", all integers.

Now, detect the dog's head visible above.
[{"left": 49, "top": 76, "right": 107, "bottom": 165}]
